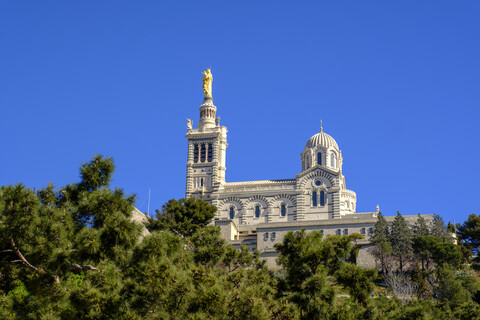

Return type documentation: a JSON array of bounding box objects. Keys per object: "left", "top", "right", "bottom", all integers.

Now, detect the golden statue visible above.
[{"left": 202, "top": 68, "right": 213, "bottom": 98}]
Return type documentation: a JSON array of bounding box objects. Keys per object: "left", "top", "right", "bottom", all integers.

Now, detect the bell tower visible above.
[{"left": 185, "top": 69, "right": 227, "bottom": 199}]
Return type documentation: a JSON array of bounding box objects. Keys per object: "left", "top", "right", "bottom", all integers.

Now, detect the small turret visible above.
[{"left": 198, "top": 97, "right": 217, "bottom": 130}]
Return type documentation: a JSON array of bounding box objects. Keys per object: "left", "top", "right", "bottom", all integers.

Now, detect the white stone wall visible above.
[{"left": 216, "top": 215, "right": 434, "bottom": 270}]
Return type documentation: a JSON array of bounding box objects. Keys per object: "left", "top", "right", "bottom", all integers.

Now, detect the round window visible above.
[{"left": 315, "top": 180, "right": 322, "bottom": 186}]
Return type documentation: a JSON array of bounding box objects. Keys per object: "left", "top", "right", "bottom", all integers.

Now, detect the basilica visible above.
[{"left": 185, "top": 70, "right": 431, "bottom": 268}]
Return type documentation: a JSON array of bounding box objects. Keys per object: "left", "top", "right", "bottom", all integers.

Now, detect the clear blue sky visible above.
[{"left": 1, "top": 1, "right": 479, "bottom": 225}]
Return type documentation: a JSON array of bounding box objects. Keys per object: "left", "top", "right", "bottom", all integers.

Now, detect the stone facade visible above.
[{"left": 185, "top": 94, "right": 432, "bottom": 268}]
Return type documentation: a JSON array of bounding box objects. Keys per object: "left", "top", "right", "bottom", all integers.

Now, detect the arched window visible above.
[
  {"left": 281, "top": 203, "right": 286, "bottom": 217},
  {"left": 200, "top": 143, "right": 206, "bottom": 162},
  {"left": 320, "top": 191, "right": 325, "bottom": 206},
  {"left": 207, "top": 143, "right": 213, "bottom": 162},
  {"left": 317, "top": 152, "right": 322, "bottom": 165},
  {"left": 229, "top": 206, "right": 235, "bottom": 219},
  {"left": 312, "top": 191, "right": 317, "bottom": 207},
  {"left": 330, "top": 153, "right": 336, "bottom": 168},
  {"left": 193, "top": 144, "right": 199, "bottom": 163},
  {"left": 255, "top": 205, "right": 261, "bottom": 218},
  {"left": 200, "top": 178, "right": 204, "bottom": 187}
]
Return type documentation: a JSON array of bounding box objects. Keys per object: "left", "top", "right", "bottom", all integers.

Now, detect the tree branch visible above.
[
  {"left": 10, "top": 237, "right": 45, "bottom": 274},
  {"left": 171, "top": 229, "right": 196, "bottom": 251},
  {"left": 0, "top": 260, "right": 22, "bottom": 266},
  {"left": 67, "top": 261, "right": 100, "bottom": 272}
]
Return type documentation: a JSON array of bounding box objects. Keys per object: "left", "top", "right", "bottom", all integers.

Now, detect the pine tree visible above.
[
  {"left": 370, "top": 212, "right": 391, "bottom": 274},
  {"left": 335, "top": 263, "right": 377, "bottom": 306},
  {"left": 389, "top": 212, "right": 413, "bottom": 272},
  {"left": 435, "top": 265, "right": 471, "bottom": 309},
  {"left": 457, "top": 213, "right": 480, "bottom": 259},
  {"left": 0, "top": 155, "right": 143, "bottom": 318},
  {"left": 275, "top": 229, "right": 363, "bottom": 318},
  {"left": 148, "top": 198, "right": 216, "bottom": 237},
  {"left": 414, "top": 213, "right": 429, "bottom": 236},
  {"left": 371, "top": 212, "right": 389, "bottom": 244},
  {"left": 431, "top": 214, "right": 452, "bottom": 242},
  {"left": 413, "top": 214, "right": 431, "bottom": 270}
]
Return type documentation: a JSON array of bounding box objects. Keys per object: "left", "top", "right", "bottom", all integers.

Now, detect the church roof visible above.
[
  {"left": 224, "top": 179, "right": 296, "bottom": 187},
  {"left": 305, "top": 129, "right": 339, "bottom": 150}
]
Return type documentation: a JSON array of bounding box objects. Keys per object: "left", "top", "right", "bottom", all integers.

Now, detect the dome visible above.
[{"left": 305, "top": 129, "right": 339, "bottom": 150}]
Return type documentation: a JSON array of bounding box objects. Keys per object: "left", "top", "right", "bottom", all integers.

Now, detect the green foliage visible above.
[
  {"left": 410, "top": 264, "right": 432, "bottom": 299},
  {"left": 435, "top": 265, "right": 471, "bottom": 308},
  {"left": 7, "top": 280, "right": 29, "bottom": 301},
  {"left": 431, "top": 214, "right": 451, "bottom": 242},
  {"left": 452, "top": 302, "right": 480, "bottom": 320},
  {"left": 1, "top": 155, "right": 300, "bottom": 319},
  {"left": 275, "top": 229, "right": 365, "bottom": 318},
  {"left": 0, "top": 155, "right": 142, "bottom": 319},
  {"left": 335, "top": 263, "right": 377, "bottom": 305},
  {"left": 389, "top": 212, "right": 413, "bottom": 272},
  {"left": 122, "top": 231, "right": 194, "bottom": 318},
  {"left": 447, "top": 222, "right": 456, "bottom": 233},
  {"left": 413, "top": 235, "right": 461, "bottom": 269},
  {"left": 381, "top": 298, "right": 443, "bottom": 320},
  {"left": 371, "top": 212, "right": 389, "bottom": 244},
  {"left": 148, "top": 198, "right": 216, "bottom": 237},
  {"left": 288, "top": 268, "right": 335, "bottom": 319},
  {"left": 457, "top": 213, "right": 480, "bottom": 258},
  {"left": 275, "top": 230, "right": 360, "bottom": 286},
  {"left": 2, "top": 155, "right": 479, "bottom": 318},
  {"left": 415, "top": 213, "right": 429, "bottom": 236},
  {"left": 78, "top": 155, "right": 115, "bottom": 192},
  {"left": 431, "top": 241, "right": 462, "bottom": 268},
  {"left": 370, "top": 212, "right": 391, "bottom": 273},
  {"left": 413, "top": 235, "right": 437, "bottom": 270},
  {"left": 223, "top": 244, "right": 255, "bottom": 272},
  {"left": 456, "top": 273, "right": 480, "bottom": 298}
]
